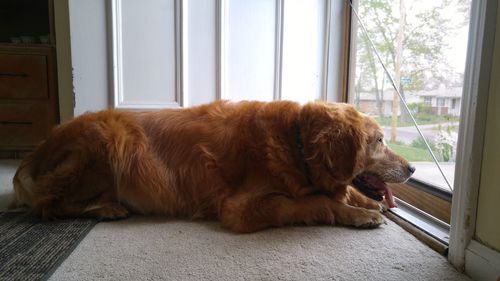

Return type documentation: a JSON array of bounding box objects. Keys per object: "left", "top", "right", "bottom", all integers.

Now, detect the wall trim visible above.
[
  {"left": 273, "top": 0, "right": 284, "bottom": 101},
  {"left": 175, "top": 0, "right": 185, "bottom": 107},
  {"left": 448, "top": 0, "right": 498, "bottom": 271},
  {"left": 181, "top": 0, "right": 189, "bottom": 107},
  {"left": 108, "top": 0, "right": 184, "bottom": 109},
  {"left": 215, "top": 0, "right": 228, "bottom": 100},
  {"left": 54, "top": 0, "right": 74, "bottom": 121},
  {"left": 465, "top": 240, "right": 500, "bottom": 280},
  {"left": 321, "top": 0, "right": 332, "bottom": 101},
  {"left": 337, "top": 0, "right": 351, "bottom": 102},
  {"left": 346, "top": 0, "right": 359, "bottom": 103}
]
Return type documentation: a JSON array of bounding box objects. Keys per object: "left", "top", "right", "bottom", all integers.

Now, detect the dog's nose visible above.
[{"left": 407, "top": 164, "right": 416, "bottom": 175}]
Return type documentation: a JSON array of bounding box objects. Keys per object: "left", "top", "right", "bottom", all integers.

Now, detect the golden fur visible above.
[{"left": 12, "top": 101, "right": 413, "bottom": 232}]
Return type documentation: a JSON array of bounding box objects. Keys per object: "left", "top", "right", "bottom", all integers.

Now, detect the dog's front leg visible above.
[
  {"left": 345, "top": 185, "right": 387, "bottom": 212},
  {"left": 219, "top": 193, "right": 384, "bottom": 233}
]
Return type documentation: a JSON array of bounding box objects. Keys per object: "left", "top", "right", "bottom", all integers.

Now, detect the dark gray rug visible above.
[{"left": 0, "top": 212, "right": 96, "bottom": 281}]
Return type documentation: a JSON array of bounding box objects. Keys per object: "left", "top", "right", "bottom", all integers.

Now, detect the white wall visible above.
[
  {"left": 475, "top": 0, "right": 500, "bottom": 253},
  {"left": 69, "top": 0, "right": 110, "bottom": 115}
]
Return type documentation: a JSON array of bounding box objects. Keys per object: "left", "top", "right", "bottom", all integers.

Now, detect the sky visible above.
[{"left": 407, "top": 0, "right": 470, "bottom": 73}]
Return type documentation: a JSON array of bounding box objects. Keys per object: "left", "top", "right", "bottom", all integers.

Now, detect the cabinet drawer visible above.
[
  {"left": 0, "top": 54, "right": 48, "bottom": 99},
  {"left": 0, "top": 103, "right": 53, "bottom": 148}
]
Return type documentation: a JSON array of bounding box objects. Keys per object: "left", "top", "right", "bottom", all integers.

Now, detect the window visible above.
[
  {"left": 349, "top": 0, "right": 470, "bottom": 223},
  {"left": 423, "top": 96, "right": 432, "bottom": 106}
]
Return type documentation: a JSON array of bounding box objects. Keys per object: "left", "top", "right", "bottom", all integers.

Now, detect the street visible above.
[{"left": 382, "top": 122, "right": 459, "bottom": 144}]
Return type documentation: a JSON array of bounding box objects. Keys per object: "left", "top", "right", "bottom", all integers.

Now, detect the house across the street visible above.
[{"left": 355, "top": 86, "right": 462, "bottom": 117}]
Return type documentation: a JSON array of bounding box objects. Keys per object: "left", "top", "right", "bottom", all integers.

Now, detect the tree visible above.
[
  {"left": 353, "top": 0, "right": 469, "bottom": 141},
  {"left": 391, "top": 0, "right": 405, "bottom": 143}
]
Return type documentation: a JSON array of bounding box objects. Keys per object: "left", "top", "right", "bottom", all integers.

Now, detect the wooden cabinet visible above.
[
  {"left": 0, "top": 54, "right": 49, "bottom": 99},
  {"left": 0, "top": 0, "right": 59, "bottom": 151}
]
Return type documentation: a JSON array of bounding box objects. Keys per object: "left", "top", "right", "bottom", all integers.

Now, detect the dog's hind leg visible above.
[
  {"left": 82, "top": 202, "right": 129, "bottom": 220},
  {"left": 26, "top": 152, "right": 87, "bottom": 219},
  {"left": 25, "top": 151, "right": 128, "bottom": 220},
  {"left": 51, "top": 164, "right": 129, "bottom": 220},
  {"left": 113, "top": 154, "right": 180, "bottom": 217},
  {"left": 53, "top": 190, "right": 129, "bottom": 220}
]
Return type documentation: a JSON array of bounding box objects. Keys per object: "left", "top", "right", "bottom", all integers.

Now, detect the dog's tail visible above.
[
  {"left": 10, "top": 156, "right": 36, "bottom": 210},
  {"left": 10, "top": 126, "right": 72, "bottom": 211}
]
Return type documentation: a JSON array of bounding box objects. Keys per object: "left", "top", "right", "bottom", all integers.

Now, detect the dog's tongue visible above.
[
  {"left": 364, "top": 173, "right": 397, "bottom": 208},
  {"left": 384, "top": 185, "right": 397, "bottom": 208}
]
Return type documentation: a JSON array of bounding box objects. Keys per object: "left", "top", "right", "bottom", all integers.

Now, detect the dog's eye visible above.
[{"left": 377, "top": 137, "right": 383, "bottom": 143}]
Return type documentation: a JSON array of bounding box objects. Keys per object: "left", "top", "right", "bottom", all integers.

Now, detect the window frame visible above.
[{"left": 448, "top": 0, "right": 496, "bottom": 270}]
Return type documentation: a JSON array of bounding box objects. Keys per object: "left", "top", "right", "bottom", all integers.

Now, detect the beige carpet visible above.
[{"left": 0, "top": 160, "right": 470, "bottom": 281}]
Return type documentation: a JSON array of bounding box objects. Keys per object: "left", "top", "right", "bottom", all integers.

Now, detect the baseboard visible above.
[{"left": 465, "top": 240, "right": 500, "bottom": 281}]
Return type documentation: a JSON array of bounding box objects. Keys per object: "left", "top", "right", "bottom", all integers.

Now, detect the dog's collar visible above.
[{"left": 294, "top": 123, "right": 312, "bottom": 185}]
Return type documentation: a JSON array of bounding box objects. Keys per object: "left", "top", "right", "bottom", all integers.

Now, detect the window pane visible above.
[
  {"left": 226, "top": 0, "right": 276, "bottom": 102},
  {"left": 121, "top": 0, "right": 176, "bottom": 104},
  {"left": 281, "top": 0, "right": 326, "bottom": 103},
  {"left": 349, "top": 0, "right": 470, "bottom": 191}
]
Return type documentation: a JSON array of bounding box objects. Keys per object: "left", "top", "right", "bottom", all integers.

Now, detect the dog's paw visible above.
[
  {"left": 353, "top": 209, "right": 385, "bottom": 228},
  {"left": 379, "top": 202, "right": 388, "bottom": 213},
  {"left": 88, "top": 203, "right": 129, "bottom": 221}
]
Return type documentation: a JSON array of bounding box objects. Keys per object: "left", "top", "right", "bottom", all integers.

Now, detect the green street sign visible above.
[{"left": 401, "top": 77, "right": 412, "bottom": 85}]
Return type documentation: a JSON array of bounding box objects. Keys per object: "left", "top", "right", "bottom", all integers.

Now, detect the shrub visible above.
[
  {"left": 411, "top": 136, "right": 437, "bottom": 151},
  {"left": 414, "top": 113, "right": 436, "bottom": 123},
  {"left": 389, "top": 140, "right": 406, "bottom": 146},
  {"left": 436, "top": 126, "right": 458, "bottom": 162},
  {"left": 416, "top": 103, "right": 433, "bottom": 114}
]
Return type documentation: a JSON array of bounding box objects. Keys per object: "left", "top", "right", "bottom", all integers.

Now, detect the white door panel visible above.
[
  {"left": 224, "top": 0, "right": 277, "bottom": 102},
  {"left": 281, "top": 0, "right": 326, "bottom": 104},
  {"left": 186, "top": 0, "right": 217, "bottom": 106},
  {"left": 120, "top": 0, "right": 176, "bottom": 106},
  {"left": 71, "top": 0, "right": 344, "bottom": 112}
]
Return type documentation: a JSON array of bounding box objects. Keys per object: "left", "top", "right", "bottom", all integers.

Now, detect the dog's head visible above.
[{"left": 300, "top": 102, "right": 415, "bottom": 208}]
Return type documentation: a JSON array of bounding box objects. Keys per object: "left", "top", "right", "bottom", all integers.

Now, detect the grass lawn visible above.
[{"left": 387, "top": 143, "right": 434, "bottom": 162}]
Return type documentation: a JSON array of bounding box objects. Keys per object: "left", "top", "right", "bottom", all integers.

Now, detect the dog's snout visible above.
[{"left": 407, "top": 164, "right": 416, "bottom": 175}]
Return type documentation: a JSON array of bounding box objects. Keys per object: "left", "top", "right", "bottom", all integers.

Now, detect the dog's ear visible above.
[{"left": 300, "top": 103, "right": 367, "bottom": 184}]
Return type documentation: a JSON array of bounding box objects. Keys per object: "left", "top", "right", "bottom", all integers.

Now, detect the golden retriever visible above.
[{"left": 11, "top": 101, "right": 415, "bottom": 233}]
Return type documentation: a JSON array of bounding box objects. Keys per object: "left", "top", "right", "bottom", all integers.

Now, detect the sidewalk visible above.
[{"left": 411, "top": 161, "right": 455, "bottom": 191}]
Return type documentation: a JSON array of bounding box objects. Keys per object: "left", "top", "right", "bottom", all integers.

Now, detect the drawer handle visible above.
[
  {"left": 0, "top": 121, "right": 32, "bottom": 125},
  {"left": 0, "top": 72, "right": 28, "bottom": 77}
]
